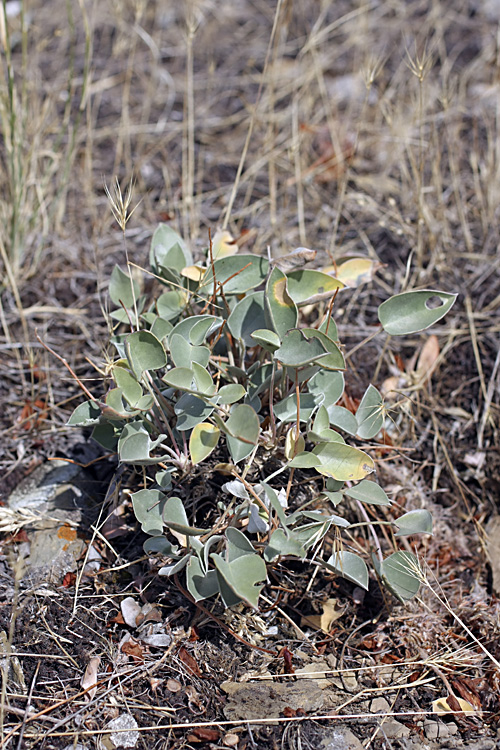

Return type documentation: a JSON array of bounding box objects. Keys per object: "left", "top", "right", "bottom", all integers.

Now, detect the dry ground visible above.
[{"left": 0, "top": 0, "right": 500, "bottom": 748}]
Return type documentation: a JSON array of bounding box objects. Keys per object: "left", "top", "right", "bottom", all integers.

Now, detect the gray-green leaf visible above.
[{"left": 378, "top": 290, "right": 457, "bottom": 336}]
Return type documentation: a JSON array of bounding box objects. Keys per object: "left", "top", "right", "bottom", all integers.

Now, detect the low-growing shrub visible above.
[{"left": 69, "top": 225, "right": 457, "bottom": 608}]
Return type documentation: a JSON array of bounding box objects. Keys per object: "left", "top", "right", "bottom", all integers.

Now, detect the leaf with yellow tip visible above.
[
  {"left": 189, "top": 423, "right": 220, "bottom": 465},
  {"left": 181, "top": 265, "right": 206, "bottom": 282},
  {"left": 264, "top": 267, "right": 298, "bottom": 338},
  {"left": 432, "top": 697, "right": 477, "bottom": 716},
  {"left": 212, "top": 229, "right": 237, "bottom": 260},
  {"left": 324, "top": 257, "right": 383, "bottom": 288}
]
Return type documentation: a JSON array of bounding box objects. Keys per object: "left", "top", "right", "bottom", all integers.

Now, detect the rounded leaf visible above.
[
  {"left": 150, "top": 224, "right": 193, "bottom": 275},
  {"left": 285, "top": 269, "right": 343, "bottom": 305},
  {"left": 211, "top": 228, "right": 238, "bottom": 260},
  {"left": 216, "top": 384, "right": 246, "bottom": 404},
  {"left": 265, "top": 267, "right": 298, "bottom": 338},
  {"left": 189, "top": 423, "right": 220, "bottom": 465},
  {"left": 329, "top": 257, "right": 381, "bottom": 288},
  {"left": 264, "top": 529, "right": 307, "bottom": 561},
  {"left": 378, "top": 290, "right": 457, "bottom": 336},
  {"left": 157, "top": 290, "right": 188, "bottom": 320},
  {"left": 163, "top": 496, "right": 206, "bottom": 536},
  {"left": 211, "top": 552, "right": 266, "bottom": 609},
  {"left": 186, "top": 558, "right": 220, "bottom": 601},
  {"left": 344, "top": 479, "right": 391, "bottom": 506},
  {"left": 275, "top": 329, "right": 327, "bottom": 368},
  {"left": 394, "top": 509, "right": 433, "bottom": 537},
  {"left": 323, "top": 551, "right": 369, "bottom": 589},
  {"left": 109, "top": 265, "right": 140, "bottom": 309},
  {"left": 274, "top": 393, "right": 316, "bottom": 423},
  {"left": 227, "top": 292, "right": 267, "bottom": 347},
  {"left": 201, "top": 254, "right": 269, "bottom": 295},
  {"left": 288, "top": 452, "right": 322, "bottom": 468},
  {"left": 312, "top": 442, "right": 375, "bottom": 482},
  {"left": 250, "top": 328, "right": 281, "bottom": 351},
  {"left": 309, "top": 369, "right": 345, "bottom": 407},
  {"left": 170, "top": 334, "right": 210, "bottom": 369},
  {"left": 67, "top": 400, "right": 101, "bottom": 426},
  {"left": 303, "top": 329, "right": 345, "bottom": 370},
  {"left": 327, "top": 405, "right": 358, "bottom": 435},
  {"left": 377, "top": 551, "right": 421, "bottom": 601},
  {"left": 113, "top": 366, "right": 143, "bottom": 407},
  {"left": 125, "top": 330, "right": 167, "bottom": 379},
  {"left": 224, "top": 404, "right": 260, "bottom": 463},
  {"left": 356, "top": 384, "right": 384, "bottom": 439},
  {"left": 132, "top": 489, "right": 166, "bottom": 535},
  {"left": 169, "top": 314, "right": 222, "bottom": 346},
  {"left": 163, "top": 366, "right": 195, "bottom": 391},
  {"left": 175, "top": 393, "right": 214, "bottom": 431}
]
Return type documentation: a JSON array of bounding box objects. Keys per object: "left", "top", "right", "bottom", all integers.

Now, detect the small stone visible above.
[
  {"left": 102, "top": 712, "right": 139, "bottom": 749},
  {"left": 141, "top": 633, "right": 172, "bottom": 647},
  {"left": 295, "top": 658, "right": 337, "bottom": 689},
  {"left": 423, "top": 718, "right": 451, "bottom": 740},
  {"left": 320, "top": 727, "right": 364, "bottom": 750},
  {"left": 381, "top": 719, "right": 411, "bottom": 738},
  {"left": 120, "top": 597, "right": 142, "bottom": 628},
  {"left": 223, "top": 733, "right": 240, "bottom": 747},
  {"left": 370, "top": 697, "right": 391, "bottom": 713}
]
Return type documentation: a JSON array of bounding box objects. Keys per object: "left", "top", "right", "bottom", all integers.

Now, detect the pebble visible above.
[
  {"left": 423, "top": 718, "right": 458, "bottom": 740},
  {"left": 381, "top": 718, "right": 412, "bottom": 738},
  {"left": 370, "top": 697, "right": 391, "bottom": 713},
  {"left": 320, "top": 727, "right": 364, "bottom": 750},
  {"left": 101, "top": 713, "right": 139, "bottom": 749}
]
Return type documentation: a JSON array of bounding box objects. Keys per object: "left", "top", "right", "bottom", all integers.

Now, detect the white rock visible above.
[
  {"left": 321, "top": 727, "right": 364, "bottom": 750},
  {"left": 103, "top": 713, "right": 139, "bottom": 749}
]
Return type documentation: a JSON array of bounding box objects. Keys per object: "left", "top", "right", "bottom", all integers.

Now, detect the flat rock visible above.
[
  {"left": 423, "top": 718, "right": 459, "bottom": 740},
  {"left": 101, "top": 713, "right": 139, "bottom": 749},
  {"left": 381, "top": 718, "right": 412, "bottom": 738},
  {"left": 222, "top": 679, "right": 324, "bottom": 720},
  {"left": 295, "top": 655, "right": 358, "bottom": 691},
  {"left": 370, "top": 697, "right": 391, "bottom": 713},
  {"left": 8, "top": 460, "right": 95, "bottom": 519},
  {"left": 7, "top": 460, "right": 97, "bottom": 583},
  {"left": 320, "top": 727, "right": 364, "bottom": 750}
]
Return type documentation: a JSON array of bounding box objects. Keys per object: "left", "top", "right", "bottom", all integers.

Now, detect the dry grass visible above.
[{"left": 0, "top": 0, "right": 499, "bottom": 747}]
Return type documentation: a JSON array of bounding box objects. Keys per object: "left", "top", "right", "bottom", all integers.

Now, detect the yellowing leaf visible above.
[
  {"left": 213, "top": 463, "right": 239, "bottom": 476},
  {"left": 181, "top": 264, "right": 206, "bottom": 282},
  {"left": 285, "top": 427, "right": 305, "bottom": 459},
  {"left": 324, "top": 258, "right": 382, "bottom": 288},
  {"left": 432, "top": 696, "right": 477, "bottom": 716},
  {"left": 300, "top": 598, "right": 347, "bottom": 633},
  {"left": 190, "top": 423, "right": 220, "bottom": 465},
  {"left": 312, "top": 442, "right": 375, "bottom": 481},
  {"left": 212, "top": 229, "right": 238, "bottom": 260}
]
